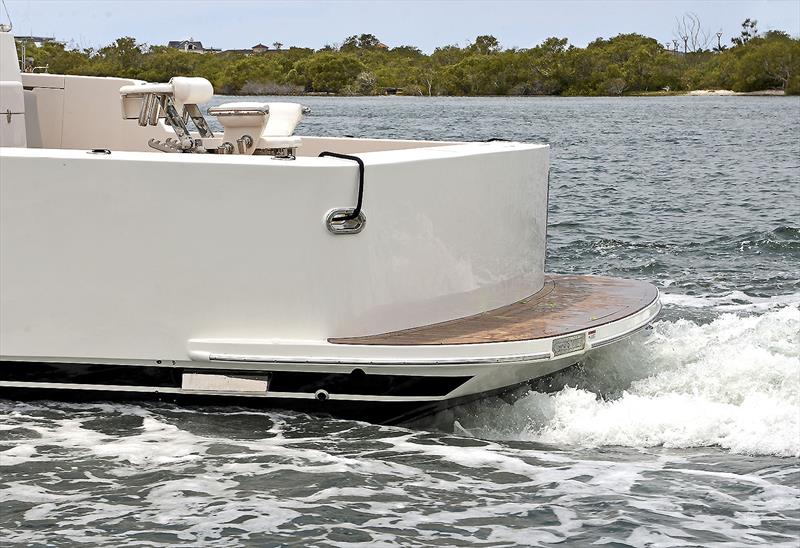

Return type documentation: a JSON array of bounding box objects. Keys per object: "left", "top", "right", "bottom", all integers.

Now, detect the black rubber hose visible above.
[{"left": 318, "top": 151, "right": 365, "bottom": 221}]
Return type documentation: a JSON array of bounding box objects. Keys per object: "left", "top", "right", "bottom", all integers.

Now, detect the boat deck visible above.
[{"left": 329, "top": 275, "right": 658, "bottom": 346}]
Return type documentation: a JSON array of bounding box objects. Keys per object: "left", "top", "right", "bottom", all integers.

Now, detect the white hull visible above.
[
  {"left": 0, "top": 272, "right": 660, "bottom": 423},
  {"left": 0, "top": 30, "right": 661, "bottom": 422},
  {"left": 0, "top": 142, "right": 548, "bottom": 356}
]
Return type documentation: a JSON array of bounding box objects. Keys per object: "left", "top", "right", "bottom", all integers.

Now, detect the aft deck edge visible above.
[{"left": 329, "top": 275, "right": 659, "bottom": 346}]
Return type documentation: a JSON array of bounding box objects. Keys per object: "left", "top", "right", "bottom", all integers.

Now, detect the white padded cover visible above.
[
  {"left": 119, "top": 78, "right": 213, "bottom": 106},
  {"left": 170, "top": 77, "right": 213, "bottom": 104},
  {"left": 208, "top": 101, "right": 305, "bottom": 151},
  {"left": 263, "top": 102, "right": 304, "bottom": 137},
  {"left": 210, "top": 101, "right": 269, "bottom": 113},
  {"left": 209, "top": 102, "right": 269, "bottom": 129},
  {"left": 119, "top": 82, "right": 172, "bottom": 96}
]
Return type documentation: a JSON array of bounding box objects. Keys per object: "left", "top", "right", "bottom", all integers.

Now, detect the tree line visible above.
[{"left": 19, "top": 21, "right": 800, "bottom": 96}]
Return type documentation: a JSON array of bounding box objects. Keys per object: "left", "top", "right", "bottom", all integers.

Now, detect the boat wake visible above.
[
  {"left": 659, "top": 290, "right": 800, "bottom": 312},
  {"left": 1, "top": 293, "right": 797, "bottom": 546},
  {"left": 432, "top": 294, "right": 800, "bottom": 457}
]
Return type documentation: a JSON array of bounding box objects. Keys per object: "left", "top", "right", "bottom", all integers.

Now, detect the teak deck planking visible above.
[{"left": 329, "top": 275, "right": 658, "bottom": 346}]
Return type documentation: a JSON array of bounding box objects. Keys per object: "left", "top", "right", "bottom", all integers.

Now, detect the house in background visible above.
[
  {"left": 14, "top": 35, "right": 60, "bottom": 47},
  {"left": 223, "top": 43, "right": 283, "bottom": 55},
  {"left": 168, "top": 39, "right": 287, "bottom": 56},
  {"left": 167, "top": 39, "right": 219, "bottom": 54}
]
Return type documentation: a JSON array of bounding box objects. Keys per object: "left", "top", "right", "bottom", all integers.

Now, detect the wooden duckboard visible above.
[{"left": 329, "top": 275, "right": 658, "bottom": 346}]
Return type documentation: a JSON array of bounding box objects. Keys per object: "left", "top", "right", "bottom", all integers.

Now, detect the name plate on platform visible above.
[{"left": 552, "top": 333, "right": 586, "bottom": 357}]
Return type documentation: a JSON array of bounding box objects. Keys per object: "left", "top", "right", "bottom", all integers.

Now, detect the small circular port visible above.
[{"left": 315, "top": 389, "right": 329, "bottom": 401}]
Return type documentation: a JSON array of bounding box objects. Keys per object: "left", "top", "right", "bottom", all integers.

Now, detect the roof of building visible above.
[
  {"left": 168, "top": 40, "right": 204, "bottom": 49},
  {"left": 14, "top": 35, "right": 56, "bottom": 42}
]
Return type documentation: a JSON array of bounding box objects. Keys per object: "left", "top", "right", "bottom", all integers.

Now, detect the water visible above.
[{"left": 2, "top": 96, "right": 799, "bottom": 546}]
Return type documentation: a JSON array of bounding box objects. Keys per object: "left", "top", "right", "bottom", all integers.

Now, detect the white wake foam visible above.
[
  {"left": 659, "top": 290, "right": 800, "bottom": 312},
  {"left": 448, "top": 302, "right": 800, "bottom": 457}
]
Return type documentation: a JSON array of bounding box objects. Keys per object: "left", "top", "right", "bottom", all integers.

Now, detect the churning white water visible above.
[{"left": 440, "top": 295, "right": 800, "bottom": 457}]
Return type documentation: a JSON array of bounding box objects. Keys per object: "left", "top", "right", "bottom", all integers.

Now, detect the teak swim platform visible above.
[
  {"left": 0, "top": 27, "right": 662, "bottom": 423},
  {"left": 331, "top": 276, "right": 659, "bottom": 346}
]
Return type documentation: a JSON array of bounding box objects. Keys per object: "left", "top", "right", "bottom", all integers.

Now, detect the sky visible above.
[{"left": 4, "top": 0, "right": 800, "bottom": 52}]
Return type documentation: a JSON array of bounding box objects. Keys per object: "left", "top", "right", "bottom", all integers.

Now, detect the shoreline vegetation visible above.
[{"left": 19, "top": 22, "right": 799, "bottom": 97}]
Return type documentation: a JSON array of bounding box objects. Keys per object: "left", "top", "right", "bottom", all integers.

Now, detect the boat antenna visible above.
[{"left": 0, "top": 0, "right": 12, "bottom": 32}]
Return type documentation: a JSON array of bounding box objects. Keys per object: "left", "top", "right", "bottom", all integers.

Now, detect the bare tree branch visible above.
[{"left": 673, "top": 13, "right": 712, "bottom": 53}]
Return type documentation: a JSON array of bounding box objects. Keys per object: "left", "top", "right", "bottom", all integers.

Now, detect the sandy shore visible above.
[{"left": 687, "top": 89, "right": 785, "bottom": 96}]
